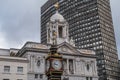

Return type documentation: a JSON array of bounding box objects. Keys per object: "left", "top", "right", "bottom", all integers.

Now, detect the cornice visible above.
[{"left": 0, "top": 58, "right": 28, "bottom": 63}]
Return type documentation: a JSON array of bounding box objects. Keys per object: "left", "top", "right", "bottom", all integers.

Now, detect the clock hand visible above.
[{"left": 54, "top": 63, "right": 58, "bottom": 65}]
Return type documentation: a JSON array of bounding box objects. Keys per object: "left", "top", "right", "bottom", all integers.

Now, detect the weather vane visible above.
[{"left": 54, "top": 2, "right": 59, "bottom": 10}]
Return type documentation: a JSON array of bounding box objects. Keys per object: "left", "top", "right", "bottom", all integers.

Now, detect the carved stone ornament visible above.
[{"left": 37, "top": 60, "right": 41, "bottom": 67}]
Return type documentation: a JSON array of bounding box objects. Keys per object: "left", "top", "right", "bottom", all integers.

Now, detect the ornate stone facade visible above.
[{"left": 10, "top": 41, "right": 97, "bottom": 80}]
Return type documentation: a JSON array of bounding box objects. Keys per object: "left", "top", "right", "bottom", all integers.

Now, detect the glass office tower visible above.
[{"left": 41, "top": 0, "right": 119, "bottom": 80}]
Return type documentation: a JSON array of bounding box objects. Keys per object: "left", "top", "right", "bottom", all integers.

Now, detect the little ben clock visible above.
[{"left": 52, "top": 59, "right": 62, "bottom": 70}]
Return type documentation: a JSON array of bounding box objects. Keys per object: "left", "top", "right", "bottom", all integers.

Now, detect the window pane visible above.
[
  {"left": 86, "top": 77, "right": 89, "bottom": 80},
  {"left": 17, "top": 67, "right": 23, "bottom": 73},
  {"left": 40, "top": 74, "right": 43, "bottom": 79},
  {"left": 58, "top": 26, "right": 63, "bottom": 38},
  {"left": 86, "top": 64, "right": 90, "bottom": 71},
  {"left": 90, "top": 77, "right": 92, "bottom": 80},
  {"left": 4, "top": 66, "right": 10, "bottom": 73},
  {"left": 35, "top": 74, "right": 38, "bottom": 78}
]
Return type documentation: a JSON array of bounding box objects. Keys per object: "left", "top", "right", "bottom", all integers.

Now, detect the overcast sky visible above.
[{"left": 0, "top": 0, "right": 119, "bottom": 58}]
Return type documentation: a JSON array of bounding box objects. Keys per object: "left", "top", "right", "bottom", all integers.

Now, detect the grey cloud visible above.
[{"left": 0, "top": 0, "right": 47, "bottom": 48}]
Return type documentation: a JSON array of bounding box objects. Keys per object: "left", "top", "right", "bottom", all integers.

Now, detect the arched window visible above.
[
  {"left": 86, "top": 64, "right": 90, "bottom": 71},
  {"left": 58, "top": 26, "right": 63, "bottom": 38}
]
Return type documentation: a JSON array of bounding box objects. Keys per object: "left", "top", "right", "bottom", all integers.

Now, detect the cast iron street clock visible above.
[
  {"left": 46, "top": 2, "right": 63, "bottom": 80},
  {"left": 46, "top": 44, "right": 63, "bottom": 80}
]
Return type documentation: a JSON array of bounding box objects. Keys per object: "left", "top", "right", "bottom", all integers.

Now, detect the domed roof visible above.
[{"left": 50, "top": 11, "right": 65, "bottom": 22}]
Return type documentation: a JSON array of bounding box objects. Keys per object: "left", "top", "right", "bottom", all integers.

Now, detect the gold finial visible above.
[{"left": 54, "top": 2, "right": 59, "bottom": 10}]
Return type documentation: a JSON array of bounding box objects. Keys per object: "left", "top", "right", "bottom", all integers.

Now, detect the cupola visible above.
[{"left": 50, "top": 11, "right": 65, "bottom": 22}]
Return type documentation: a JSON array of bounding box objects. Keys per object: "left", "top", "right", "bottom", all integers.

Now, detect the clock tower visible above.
[{"left": 46, "top": 2, "right": 63, "bottom": 80}]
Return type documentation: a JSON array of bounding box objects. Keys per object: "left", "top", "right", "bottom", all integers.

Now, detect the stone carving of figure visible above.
[
  {"left": 69, "top": 37, "right": 75, "bottom": 46},
  {"left": 52, "top": 30, "right": 57, "bottom": 45}
]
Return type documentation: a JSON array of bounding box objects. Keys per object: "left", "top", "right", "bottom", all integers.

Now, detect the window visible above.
[
  {"left": 86, "top": 77, "right": 89, "bottom": 80},
  {"left": 35, "top": 74, "right": 38, "bottom": 79},
  {"left": 90, "top": 77, "right": 92, "bottom": 80},
  {"left": 58, "top": 26, "right": 63, "bottom": 38},
  {"left": 4, "top": 66, "right": 10, "bottom": 73},
  {"left": 17, "top": 79, "right": 23, "bottom": 80},
  {"left": 86, "top": 64, "right": 90, "bottom": 71},
  {"left": 17, "top": 67, "right": 23, "bottom": 73},
  {"left": 3, "top": 79, "right": 9, "bottom": 80},
  {"left": 40, "top": 74, "right": 43, "bottom": 79},
  {"left": 63, "top": 77, "right": 69, "bottom": 80}
]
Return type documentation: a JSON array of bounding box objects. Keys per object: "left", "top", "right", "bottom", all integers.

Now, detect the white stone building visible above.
[
  {"left": 13, "top": 41, "right": 98, "bottom": 80},
  {"left": 0, "top": 55, "right": 28, "bottom": 80},
  {"left": 0, "top": 9, "right": 98, "bottom": 80}
]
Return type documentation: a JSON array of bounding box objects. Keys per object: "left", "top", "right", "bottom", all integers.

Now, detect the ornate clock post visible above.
[
  {"left": 46, "top": 31, "right": 63, "bottom": 80},
  {"left": 46, "top": 44, "right": 63, "bottom": 80}
]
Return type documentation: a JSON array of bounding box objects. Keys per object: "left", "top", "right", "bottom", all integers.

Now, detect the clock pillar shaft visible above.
[{"left": 46, "top": 44, "right": 63, "bottom": 80}]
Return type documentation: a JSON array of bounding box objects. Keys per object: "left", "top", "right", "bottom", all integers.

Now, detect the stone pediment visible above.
[
  {"left": 23, "top": 42, "right": 49, "bottom": 49},
  {"left": 57, "top": 42, "right": 80, "bottom": 55}
]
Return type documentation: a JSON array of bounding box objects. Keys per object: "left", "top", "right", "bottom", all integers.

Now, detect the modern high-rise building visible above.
[
  {"left": 41, "top": 0, "right": 119, "bottom": 80},
  {"left": 118, "top": 60, "right": 120, "bottom": 80}
]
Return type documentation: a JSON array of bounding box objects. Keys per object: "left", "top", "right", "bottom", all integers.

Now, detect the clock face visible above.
[
  {"left": 52, "top": 59, "right": 62, "bottom": 70},
  {"left": 46, "top": 60, "right": 50, "bottom": 71}
]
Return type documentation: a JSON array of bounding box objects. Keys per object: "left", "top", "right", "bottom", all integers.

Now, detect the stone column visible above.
[
  {"left": 73, "top": 59, "right": 76, "bottom": 74},
  {"left": 30, "top": 55, "right": 32, "bottom": 71},
  {"left": 67, "top": 59, "right": 69, "bottom": 74},
  {"left": 79, "top": 61, "right": 82, "bottom": 74},
  {"left": 94, "top": 61, "right": 97, "bottom": 75},
  {"left": 81, "top": 61, "right": 85, "bottom": 75},
  {"left": 91, "top": 62, "right": 94, "bottom": 76},
  {"left": 43, "top": 57, "right": 46, "bottom": 73},
  {"left": 91, "top": 61, "right": 96, "bottom": 76},
  {"left": 27, "top": 55, "right": 31, "bottom": 72},
  {"left": 32, "top": 55, "right": 35, "bottom": 72}
]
